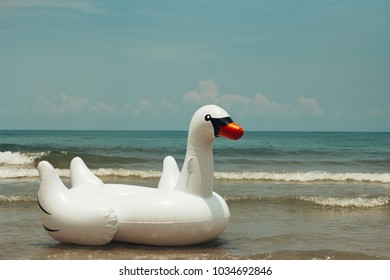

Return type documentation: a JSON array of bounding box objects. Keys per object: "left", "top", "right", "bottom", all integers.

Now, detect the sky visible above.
[{"left": 1, "top": 0, "right": 389, "bottom": 131}]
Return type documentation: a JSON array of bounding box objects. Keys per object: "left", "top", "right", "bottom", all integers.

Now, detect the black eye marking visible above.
[
  {"left": 205, "top": 115, "right": 234, "bottom": 137},
  {"left": 212, "top": 116, "right": 233, "bottom": 127}
]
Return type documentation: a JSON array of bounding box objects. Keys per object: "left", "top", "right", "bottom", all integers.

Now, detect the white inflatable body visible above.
[{"left": 37, "top": 105, "right": 244, "bottom": 246}]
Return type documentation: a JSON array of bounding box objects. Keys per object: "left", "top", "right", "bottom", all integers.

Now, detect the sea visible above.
[{"left": 0, "top": 130, "right": 389, "bottom": 260}]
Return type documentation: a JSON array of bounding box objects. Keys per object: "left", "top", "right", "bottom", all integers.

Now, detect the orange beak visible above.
[{"left": 218, "top": 122, "right": 244, "bottom": 140}]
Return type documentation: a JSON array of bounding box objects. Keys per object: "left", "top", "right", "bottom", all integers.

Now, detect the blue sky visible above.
[{"left": 1, "top": 0, "right": 389, "bottom": 131}]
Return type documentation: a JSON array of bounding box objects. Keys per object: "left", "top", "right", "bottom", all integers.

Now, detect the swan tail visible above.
[
  {"left": 70, "top": 157, "right": 104, "bottom": 188},
  {"left": 38, "top": 161, "right": 69, "bottom": 200},
  {"left": 37, "top": 161, "right": 118, "bottom": 245},
  {"left": 157, "top": 156, "right": 180, "bottom": 190}
]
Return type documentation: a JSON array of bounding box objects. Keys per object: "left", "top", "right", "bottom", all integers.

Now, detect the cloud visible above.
[
  {"left": 183, "top": 80, "right": 219, "bottom": 103},
  {"left": 297, "top": 96, "right": 324, "bottom": 116},
  {"left": 33, "top": 82, "right": 325, "bottom": 127},
  {"left": 0, "top": 106, "right": 8, "bottom": 114},
  {"left": 160, "top": 99, "right": 176, "bottom": 111},
  {"left": 183, "top": 80, "right": 325, "bottom": 118},
  {"left": 90, "top": 101, "right": 115, "bottom": 112},
  {"left": 253, "top": 94, "right": 290, "bottom": 116},
  {"left": 138, "top": 99, "right": 152, "bottom": 111},
  {"left": 36, "top": 95, "right": 63, "bottom": 116},
  {"left": 59, "top": 94, "right": 89, "bottom": 112},
  {"left": 36, "top": 94, "right": 114, "bottom": 116},
  {"left": 124, "top": 99, "right": 153, "bottom": 116},
  {"left": 368, "top": 107, "right": 390, "bottom": 118}
]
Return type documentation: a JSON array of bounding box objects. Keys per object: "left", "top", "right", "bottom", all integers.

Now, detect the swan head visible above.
[
  {"left": 176, "top": 104, "right": 243, "bottom": 196},
  {"left": 189, "top": 105, "right": 244, "bottom": 144}
]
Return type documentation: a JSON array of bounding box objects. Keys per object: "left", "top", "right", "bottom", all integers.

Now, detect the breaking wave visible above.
[
  {"left": 1, "top": 167, "right": 389, "bottom": 183},
  {"left": 224, "top": 195, "right": 390, "bottom": 208},
  {"left": 0, "top": 195, "right": 37, "bottom": 203},
  {"left": 214, "top": 171, "right": 390, "bottom": 183},
  {"left": 1, "top": 151, "right": 389, "bottom": 183},
  {"left": 0, "top": 151, "right": 38, "bottom": 166},
  {"left": 297, "top": 195, "right": 390, "bottom": 207},
  {"left": 2, "top": 193, "right": 388, "bottom": 208}
]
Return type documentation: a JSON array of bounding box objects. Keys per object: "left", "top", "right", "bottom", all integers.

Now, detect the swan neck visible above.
[{"left": 175, "top": 136, "right": 214, "bottom": 197}]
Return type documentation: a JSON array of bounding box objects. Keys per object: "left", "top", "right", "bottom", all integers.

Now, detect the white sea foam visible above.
[
  {"left": 1, "top": 150, "right": 389, "bottom": 183},
  {"left": 0, "top": 168, "right": 39, "bottom": 179},
  {"left": 0, "top": 151, "right": 36, "bottom": 165},
  {"left": 224, "top": 195, "right": 390, "bottom": 208},
  {"left": 93, "top": 168, "right": 161, "bottom": 179},
  {"left": 214, "top": 171, "right": 390, "bottom": 183},
  {"left": 0, "top": 167, "right": 160, "bottom": 179},
  {"left": 0, "top": 194, "right": 37, "bottom": 202},
  {"left": 0, "top": 167, "right": 70, "bottom": 179},
  {"left": 299, "top": 195, "right": 390, "bottom": 208},
  {"left": 0, "top": 159, "right": 389, "bottom": 183}
]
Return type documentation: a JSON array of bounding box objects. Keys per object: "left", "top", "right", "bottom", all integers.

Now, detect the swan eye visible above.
[{"left": 205, "top": 114, "right": 212, "bottom": 121}]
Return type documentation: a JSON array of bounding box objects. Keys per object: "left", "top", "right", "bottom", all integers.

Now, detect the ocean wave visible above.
[
  {"left": 0, "top": 195, "right": 37, "bottom": 203},
  {"left": 93, "top": 168, "right": 161, "bottom": 178},
  {"left": 298, "top": 195, "right": 390, "bottom": 208},
  {"left": 214, "top": 171, "right": 390, "bottom": 183},
  {"left": 0, "top": 165, "right": 389, "bottom": 183},
  {"left": 0, "top": 151, "right": 38, "bottom": 166},
  {"left": 0, "top": 167, "right": 161, "bottom": 179},
  {"left": 224, "top": 195, "right": 390, "bottom": 208},
  {"left": 2, "top": 193, "right": 387, "bottom": 208},
  {"left": 0, "top": 151, "right": 154, "bottom": 169},
  {"left": 0, "top": 168, "right": 40, "bottom": 179}
]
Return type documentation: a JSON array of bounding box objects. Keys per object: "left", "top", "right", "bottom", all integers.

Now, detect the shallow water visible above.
[
  {"left": 1, "top": 178, "right": 389, "bottom": 260},
  {"left": 1, "top": 130, "right": 389, "bottom": 259}
]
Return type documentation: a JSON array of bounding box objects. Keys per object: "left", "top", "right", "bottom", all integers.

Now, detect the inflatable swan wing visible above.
[{"left": 37, "top": 105, "right": 244, "bottom": 246}]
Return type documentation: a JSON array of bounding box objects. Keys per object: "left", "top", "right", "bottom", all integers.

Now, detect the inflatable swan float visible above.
[{"left": 37, "top": 105, "right": 244, "bottom": 246}]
